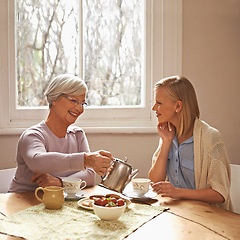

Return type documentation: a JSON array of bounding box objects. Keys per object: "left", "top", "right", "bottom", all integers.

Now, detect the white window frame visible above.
[{"left": 0, "top": 0, "right": 182, "bottom": 134}]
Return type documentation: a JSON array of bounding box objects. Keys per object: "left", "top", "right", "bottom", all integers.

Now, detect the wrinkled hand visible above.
[
  {"left": 157, "top": 122, "right": 175, "bottom": 142},
  {"left": 31, "top": 173, "right": 62, "bottom": 188},
  {"left": 151, "top": 181, "right": 179, "bottom": 198},
  {"left": 84, "top": 150, "right": 114, "bottom": 176}
]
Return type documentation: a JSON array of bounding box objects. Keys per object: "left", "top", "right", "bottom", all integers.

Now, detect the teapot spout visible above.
[
  {"left": 123, "top": 169, "right": 139, "bottom": 190},
  {"left": 130, "top": 169, "right": 139, "bottom": 180}
]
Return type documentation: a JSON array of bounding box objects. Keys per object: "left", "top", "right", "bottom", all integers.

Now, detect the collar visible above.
[{"left": 173, "top": 135, "right": 194, "bottom": 148}]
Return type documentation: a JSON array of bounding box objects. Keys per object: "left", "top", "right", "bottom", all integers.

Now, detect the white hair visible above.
[{"left": 45, "top": 74, "right": 88, "bottom": 108}]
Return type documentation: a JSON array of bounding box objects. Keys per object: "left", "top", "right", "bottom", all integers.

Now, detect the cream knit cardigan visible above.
[{"left": 152, "top": 118, "right": 233, "bottom": 211}]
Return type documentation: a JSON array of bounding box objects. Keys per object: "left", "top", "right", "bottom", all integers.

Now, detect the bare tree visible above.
[
  {"left": 16, "top": 0, "right": 143, "bottom": 107},
  {"left": 17, "top": 0, "right": 79, "bottom": 106}
]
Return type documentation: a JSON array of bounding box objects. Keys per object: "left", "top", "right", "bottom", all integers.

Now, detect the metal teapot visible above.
[{"left": 101, "top": 157, "right": 139, "bottom": 193}]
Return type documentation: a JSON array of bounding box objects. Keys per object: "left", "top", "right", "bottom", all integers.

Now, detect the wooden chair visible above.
[
  {"left": 230, "top": 164, "right": 240, "bottom": 214},
  {"left": 0, "top": 168, "right": 16, "bottom": 193}
]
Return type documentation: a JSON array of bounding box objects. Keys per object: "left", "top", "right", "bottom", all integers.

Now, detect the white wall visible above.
[
  {"left": 87, "top": 133, "right": 159, "bottom": 183},
  {"left": 0, "top": 1, "right": 239, "bottom": 176},
  {"left": 0, "top": 133, "right": 159, "bottom": 181},
  {"left": 182, "top": 0, "right": 240, "bottom": 165}
]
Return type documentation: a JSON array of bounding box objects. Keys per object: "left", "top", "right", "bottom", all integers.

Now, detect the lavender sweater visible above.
[{"left": 8, "top": 121, "right": 95, "bottom": 193}]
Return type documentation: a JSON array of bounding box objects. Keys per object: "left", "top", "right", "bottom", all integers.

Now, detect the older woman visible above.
[
  {"left": 9, "top": 74, "right": 113, "bottom": 193},
  {"left": 149, "top": 76, "right": 232, "bottom": 211}
]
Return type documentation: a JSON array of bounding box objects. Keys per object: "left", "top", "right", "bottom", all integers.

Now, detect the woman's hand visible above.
[
  {"left": 31, "top": 173, "right": 62, "bottom": 188},
  {"left": 151, "top": 181, "right": 180, "bottom": 198},
  {"left": 149, "top": 122, "right": 174, "bottom": 183},
  {"left": 157, "top": 122, "right": 175, "bottom": 143},
  {"left": 151, "top": 181, "right": 225, "bottom": 204},
  {"left": 84, "top": 150, "right": 114, "bottom": 176}
]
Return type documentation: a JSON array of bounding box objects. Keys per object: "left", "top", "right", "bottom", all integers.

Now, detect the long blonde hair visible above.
[{"left": 155, "top": 76, "right": 200, "bottom": 137}]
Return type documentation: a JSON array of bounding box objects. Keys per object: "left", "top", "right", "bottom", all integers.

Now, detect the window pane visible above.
[
  {"left": 16, "top": 0, "right": 79, "bottom": 107},
  {"left": 16, "top": 0, "right": 143, "bottom": 107},
  {"left": 83, "top": 0, "right": 143, "bottom": 106}
]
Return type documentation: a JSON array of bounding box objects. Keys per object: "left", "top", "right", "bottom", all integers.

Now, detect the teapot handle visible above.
[{"left": 101, "top": 159, "right": 115, "bottom": 180}]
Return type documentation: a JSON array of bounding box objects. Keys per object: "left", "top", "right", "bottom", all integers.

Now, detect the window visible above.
[
  {"left": 0, "top": 0, "right": 182, "bottom": 134},
  {"left": 16, "top": 0, "right": 80, "bottom": 107},
  {"left": 82, "top": 0, "right": 143, "bottom": 107},
  {"left": 16, "top": 0, "right": 144, "bottom": 108}
]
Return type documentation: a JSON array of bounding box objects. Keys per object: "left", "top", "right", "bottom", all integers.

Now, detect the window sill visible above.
[
  {"left": 0, "top": 126, "right": 158, "bottom": 135},
  {"left": 83, "top": 126, "right": 157, "bottom": 134}
]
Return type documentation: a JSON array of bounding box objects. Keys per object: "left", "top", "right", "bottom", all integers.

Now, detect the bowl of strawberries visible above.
[{"left": 93, "top": 196, "right": 126, "bottom": 221}]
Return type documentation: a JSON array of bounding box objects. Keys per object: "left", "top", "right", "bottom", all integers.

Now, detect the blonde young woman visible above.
[{"left": 149, "top": 76, "right": 232, "bottom": 211}]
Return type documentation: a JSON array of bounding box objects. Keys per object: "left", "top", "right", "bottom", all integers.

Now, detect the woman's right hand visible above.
[
  {"left": 157, "top": 122, "right": 175, "bottom": 142},
  {"left": 84, "top": 150, "right": 113, "bottom": 176}
]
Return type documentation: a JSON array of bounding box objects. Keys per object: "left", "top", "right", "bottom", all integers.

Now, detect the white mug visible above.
[
  {"left": 131, "top": 178, "right": 151, "bottom": 196},
  {"left": 62, "top": 178, "right": 87, "bottom": 196}
]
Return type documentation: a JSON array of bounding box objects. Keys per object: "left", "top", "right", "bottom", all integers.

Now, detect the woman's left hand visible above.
[
  {"left": 31, "top": 173, "right": 62, "bottom": 188},
  {"left": 156, "top": 122, "right": 175, "bottom": 143},
  {"left": 151, "top": 181, "right": 179, "bottom": 198}
]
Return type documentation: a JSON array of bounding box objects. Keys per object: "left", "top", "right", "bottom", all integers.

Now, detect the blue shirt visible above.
[{"left": 167, "top": 135, "right": 195, "bottom": 189}]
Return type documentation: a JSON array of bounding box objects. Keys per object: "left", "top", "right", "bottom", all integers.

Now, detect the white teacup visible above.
[
  {"left": 131, "top": 178, "right": 151, "bottom": 196},
  {"left": 62, "top": 178, "right": 87, "bottom": 196}
]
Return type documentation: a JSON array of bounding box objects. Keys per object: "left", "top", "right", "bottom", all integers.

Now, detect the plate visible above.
[
  {"left": 64, "top": 192, "right": 85, "bottom": 200},
  {"left": 77, "top": 198, "right": 94, "bottom": 210},
  {"left": 122, "top": 184, "right": 157, "bottom": 201}
]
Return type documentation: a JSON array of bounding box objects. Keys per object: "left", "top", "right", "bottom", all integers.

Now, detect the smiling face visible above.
[
  {"left": 52, "top": 93, "right": 86, "bottom": 127},
  {"left": 152, "top": 87, "right": 180, "bottom": 126}
]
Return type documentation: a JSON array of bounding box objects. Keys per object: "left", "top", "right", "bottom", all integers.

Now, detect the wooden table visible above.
[{"left": 0, "top": 185, "right": 240, "bottom": 240}]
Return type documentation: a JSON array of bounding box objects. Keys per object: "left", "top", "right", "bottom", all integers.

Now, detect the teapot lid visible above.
[{"left": 115, "top": 158, "right": 132, "bottom": 168}]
